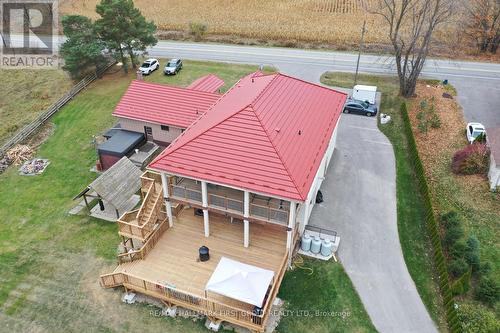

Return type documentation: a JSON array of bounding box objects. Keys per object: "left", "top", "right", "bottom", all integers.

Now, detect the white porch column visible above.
[
  {"left": 286, "top": 201, "right": 297, "bottom": 255},
  {"left": 300, "top": 199, "right": 310, "bottom": 234},
  {"left": 243, "top": 191, "right": 250, "bottom": 248},
  {"left": 201, "top": 181, "right": 209, "bottom": 237},
  {"left": 161, "top": 173, "right": 174, "bottom": 227}
]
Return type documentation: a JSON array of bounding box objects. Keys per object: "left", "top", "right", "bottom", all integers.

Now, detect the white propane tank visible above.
[
  {"left": 301, "top": 234, "right": 312, "bottom": 252},
  {"left": 321, "top": 239, "right": 333, "bottom": 257},
  {"left": 310, "top": 236, "right": 322, "bottom": 254}
]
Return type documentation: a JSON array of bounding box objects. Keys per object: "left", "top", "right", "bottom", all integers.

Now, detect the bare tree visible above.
[
  {"left": 465, "top": 0, "right": 500, "bottom": 53},
  {"left": 370, "top": 0, "right": 454, "bottom": 97}
]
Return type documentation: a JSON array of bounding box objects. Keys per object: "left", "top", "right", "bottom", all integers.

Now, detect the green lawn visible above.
[
  {"left": 0, "top": 69, "right": 73, "bottom": 145},
  {"left": 0, "top": 62, "right": 374, "bottom": 332},
  {"left": 321, "top": 72, "right": 447, "bottom": 331},
  {"left": 278, "top": 259, "right": 377, "bottom": 333}
]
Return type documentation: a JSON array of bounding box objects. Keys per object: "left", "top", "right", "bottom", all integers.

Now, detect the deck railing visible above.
[
  {"left": 171, "top": 184, "right": 202, "bottom": 204},
  {"left": 260, "top": 251, "right": 289, "bottom": 325},
  {"left": 117, "top": 181, "right": 163, "bottom": 241},
  {"left": 100, "top": 271, "right": 267, "bottom": 330},
  {"left": 170, "top": 184, "right": 289, "bottom": 224},
  {"left": 141, "top": 170, "right": 162, "bottom": 193},
  {"left": 100, "top": 271, "right": 125, "bottom": 288},
  {"left": 102, "top": 246, "right": 290, "bottom": 331},
  {"left": 208, "top": 193, "right": 244, "bottom": 214},
  {"left": 117, "top": 217, "right": 169, "bottom": 264},
  {"left": 250, "top": 203, "right": 289, "bottom": 224}
]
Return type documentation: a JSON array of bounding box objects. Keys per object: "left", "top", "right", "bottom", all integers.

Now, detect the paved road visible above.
[
  {"left": 147, "top": 41, "right": 500, "bottom": 127},
  {"left": 4, "top": 35, "right": 497, "bottom": 124}
]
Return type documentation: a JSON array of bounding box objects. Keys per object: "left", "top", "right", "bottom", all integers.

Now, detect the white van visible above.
[{"left": 352, "top": 85, "right": 377, "bottom": 105}]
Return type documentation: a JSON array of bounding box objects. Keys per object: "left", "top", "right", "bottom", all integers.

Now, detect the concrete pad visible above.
[{"left": 90, "top": 194, "right": 140, "bottom": 222}]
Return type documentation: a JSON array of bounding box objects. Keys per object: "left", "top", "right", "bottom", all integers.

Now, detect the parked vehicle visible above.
[
  {"left": 343, "top": 99, "right": 378, "bottom": 117},
  {"left": 138, "top": 59, "right": 159, "bottom": 75},
  {"left": 466, "top": 122, "right": 486, "bottom": 144},
  {"left": 352, "top": 85, "right": 377, "bottom": 105},
  {"left": 164, "top": 59, "right": 183, "bottom": 75}
]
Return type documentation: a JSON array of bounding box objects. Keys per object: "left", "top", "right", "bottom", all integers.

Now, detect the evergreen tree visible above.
[
  {"left": 95, "top": 0, "right": 157, "bottom": 73},
  {"left": 60, "top": 15, "right": 105, "bottom": 78}
]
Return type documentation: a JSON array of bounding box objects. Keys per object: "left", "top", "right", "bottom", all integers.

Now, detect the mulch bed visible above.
[{"left": 407, "top": 82, "right": 497, "bottom": 211}]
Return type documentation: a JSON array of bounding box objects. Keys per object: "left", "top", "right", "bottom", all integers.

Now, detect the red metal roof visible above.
[
  {"left": 187, "top": 74, "right": 225, "bottom": 93},
  {"left": 149, "top": 72, "right": 347, "bottom": 201},
  {"left": 113, "top": 80, "right": 220, "bottom": 128}
]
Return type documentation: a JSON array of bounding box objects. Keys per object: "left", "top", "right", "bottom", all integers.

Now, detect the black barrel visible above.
[
  {"left": 199, "top": 246, "right": 209, "bottom": 262},
  {"left": 316, "top": 190, "right": 324, "bottom": 203}
]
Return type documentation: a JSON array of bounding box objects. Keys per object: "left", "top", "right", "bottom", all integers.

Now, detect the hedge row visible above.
[{"left": 399, "top": 103, "right": 461, "bottom": 332}]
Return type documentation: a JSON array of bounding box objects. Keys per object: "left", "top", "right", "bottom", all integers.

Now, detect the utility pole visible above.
[{"left": 354, "top": 20, "right": 366, "bottom": 86}]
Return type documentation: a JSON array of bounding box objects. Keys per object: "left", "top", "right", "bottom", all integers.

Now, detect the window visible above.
[
  {"left": 161, "top": 125, "right": 169, "bottom": 131},
  {"left": 144, "top": 126, "right": 153, "bottom": 135},
  {"left": 181, "top": 129, "right": 185, "bottom": 133}
]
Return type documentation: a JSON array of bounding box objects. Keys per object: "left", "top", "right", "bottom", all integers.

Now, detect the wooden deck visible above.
[{"left": 113, "top": 208, "right": 288, "bottom": 311}]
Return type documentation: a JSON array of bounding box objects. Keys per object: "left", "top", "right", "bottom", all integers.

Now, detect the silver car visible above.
[{"left": 164, "top": 59, "right": 183, "bottom": 75}]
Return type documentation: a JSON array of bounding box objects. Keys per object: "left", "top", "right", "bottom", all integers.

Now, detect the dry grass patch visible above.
[{"left": 0, "top": 69, "right": 73, "bottom": 146}]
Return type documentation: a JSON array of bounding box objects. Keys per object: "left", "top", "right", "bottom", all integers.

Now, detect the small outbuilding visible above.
[
  {"left": 487, "top": 127, "right": 500, "bottom": 191},
  {"left": 74, "top": 157, "right": 142, "bottom": 221}
]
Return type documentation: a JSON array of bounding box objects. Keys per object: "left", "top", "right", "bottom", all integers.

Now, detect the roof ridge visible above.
[
  {"left": 246, "top": 105, "right": 303, "bottom": 201},
  {"left": 153, "top": 74, "right": 276, "bottom": 159},
  {"left": 247, "top": 73, "right": 280, "bottom": 106},
  {"left": 276, "top": 72, "right": 349, "bottom": 96},
  {"left": 131, "top": 79, "right": 219, "bottom": 96}
]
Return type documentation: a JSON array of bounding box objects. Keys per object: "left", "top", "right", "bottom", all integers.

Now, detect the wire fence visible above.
[{"left": 0, "top": 60, "right": 117, "bottom": 157}]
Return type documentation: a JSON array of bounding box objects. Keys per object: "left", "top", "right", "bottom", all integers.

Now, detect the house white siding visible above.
[
  {"left": 488, "top": 154, "right": 500, "bottom": 191},
  {"left": 118, "top": 117, "right": 184, "bottom": 145},
  {"left": 297, "top": 116, "right": 341, "bottom": 233}
]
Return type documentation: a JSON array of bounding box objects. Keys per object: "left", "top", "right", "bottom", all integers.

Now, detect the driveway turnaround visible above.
[{"left": 309, "top": 114, "right": 438, "bottom": 333}]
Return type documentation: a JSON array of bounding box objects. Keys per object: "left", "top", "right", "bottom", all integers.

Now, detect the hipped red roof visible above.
[
  {"left": 187, "top": 74, "right": 225, "bottom": 93},
  {"left": 113, "top": 80, "right": 220, "bottom": 128},
  {"left": 149, "top": 72, "right": 347, "bottom": 201}
]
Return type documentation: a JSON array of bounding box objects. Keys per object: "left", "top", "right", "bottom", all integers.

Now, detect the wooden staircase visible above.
[
  {"left": 117, "top": 173, "right": 164, "bottom": 242},
  {"left": 137, "top": 183, "right": 162, "bottom": 227}
]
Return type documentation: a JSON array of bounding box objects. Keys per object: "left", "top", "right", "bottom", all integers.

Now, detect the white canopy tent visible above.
[{"left": 205, "top": 257, "right": 274, "bottom": 308}]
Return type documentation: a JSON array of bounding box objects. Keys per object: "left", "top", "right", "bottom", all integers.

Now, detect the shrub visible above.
[
  {"left": 443, "top": 225, "right": 464, "bottom": 248},
  {"left": 450, "top": 240, "right": 467, "bottom": 259},
  {"left": 479, "top": 261, "right": 492, "bottom": 276},
  {"left": 457, "top": 302, "right": 500, "bottom": 333},
  {"left": 188, "top": 22, "right": 207, "bottom": 41},
  {"left": 465, "top": 236, "right": 481, "bottom": 273},
  {"left": 451, "top": 143, "right": 490, "bottom": 175},
  {"left": 419, "top": 99, "right": 428, "bottom": 110},
  {"left": 441, "top": 210, "right": 460, "bottom": 228},
  {"left": 475, "top": 276, "right": 500, "bottom": 306},
  {"left": 428, "top": 107, "right": 441, "bottom": 128},
  {"left": 417, "top": 121, "right": 428, "bottom": 133},
  {"left": 416, "top": 110, "right": 426, "bottom": 120},
  {"left": 449, "top": 258, "right": 469, "bottom": 278}
]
